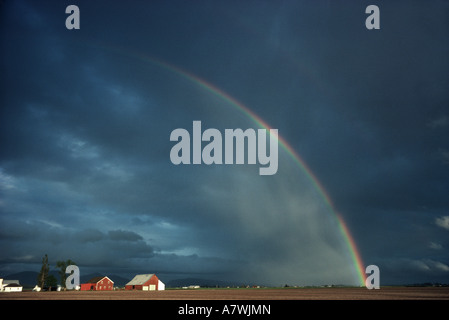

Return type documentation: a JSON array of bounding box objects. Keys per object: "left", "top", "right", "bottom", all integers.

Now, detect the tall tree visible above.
[
  {"left": 56, "top": 259, "right": 76, "bottom": 288},
  {"left": 37, "top": 254, "right": 49, "bottom": 288}
]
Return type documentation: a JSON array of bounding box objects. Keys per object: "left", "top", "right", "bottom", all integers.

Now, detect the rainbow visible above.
[{"left": 98, "top": 45, "right": 367, "bottom": 286}]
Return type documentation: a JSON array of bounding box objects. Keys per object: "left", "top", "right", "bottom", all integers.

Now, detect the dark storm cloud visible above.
[{"left": 1, "top": 0, "right": 448, "bottom": 285}]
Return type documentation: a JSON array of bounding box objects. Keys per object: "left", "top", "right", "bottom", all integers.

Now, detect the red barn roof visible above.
[{"left": 86, "top": 276, "right": 114, "bottom": 284}]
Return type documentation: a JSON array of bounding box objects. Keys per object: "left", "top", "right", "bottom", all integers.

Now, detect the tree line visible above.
[{"left": 37, "top": 254, "right": 76, "bottom": 290}]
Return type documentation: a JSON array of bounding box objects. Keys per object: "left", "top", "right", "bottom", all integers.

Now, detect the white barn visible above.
[{"left": 1, "top": 279, "right": 23, "bottom": 292}]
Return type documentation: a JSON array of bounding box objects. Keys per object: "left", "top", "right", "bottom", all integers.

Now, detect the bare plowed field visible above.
[{"left": 1, "top": 287, "right": 448, "bottom": 300}]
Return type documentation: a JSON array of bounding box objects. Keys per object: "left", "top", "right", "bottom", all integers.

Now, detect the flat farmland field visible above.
[{"left": 1, "top": 287, "right": 448, "bottom": 300}]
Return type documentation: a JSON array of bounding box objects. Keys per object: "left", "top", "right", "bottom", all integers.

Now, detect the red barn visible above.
[
  {"left": 80, "top": 276, "right": 114, "bottom": 291},
  {"left": 125, "top": 274, "right": 162, "bottom": 291}
]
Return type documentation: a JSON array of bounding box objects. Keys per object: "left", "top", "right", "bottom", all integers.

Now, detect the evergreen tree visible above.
[{"left": 37, "top": 254, "right": 49, "bottom": 288}]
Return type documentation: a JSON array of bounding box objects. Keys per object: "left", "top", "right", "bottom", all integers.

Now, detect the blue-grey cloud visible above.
[{"left": 1, "top": 0, "right": 448, "bottom": 286}]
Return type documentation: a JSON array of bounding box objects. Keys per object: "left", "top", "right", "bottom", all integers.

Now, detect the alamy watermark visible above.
[
  {"left": 65, "top": 264, "right": 380, "bottom": 289},
  {"left": 365, "top": 264, "right": 380, "bottom": 289},
  {"left": 65, "top": 265, "right": 80, "bottom": 290},
  {"left": 170, "top": 121, "right": 279, "bottom": 175},
  {"left": 65, "top": 5, "right": 80, "bottom": 30},
  {"left": 65, "top": 4, "right": 380, "bottom": 31}
]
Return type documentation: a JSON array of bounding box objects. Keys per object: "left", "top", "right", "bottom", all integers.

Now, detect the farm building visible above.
[
  {"left": 125, "top": 274, "right": 165, "bottom": 291},
  {"left": 80, "top": 276, "right": 114, "bottom": 291},
  {"left": 0, "top": 279, "right": 23, "bottom": 292}
]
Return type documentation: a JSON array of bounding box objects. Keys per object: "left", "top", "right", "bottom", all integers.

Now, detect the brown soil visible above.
[{"left": 1, "top": 286, "right": 448, "bottom": 300}]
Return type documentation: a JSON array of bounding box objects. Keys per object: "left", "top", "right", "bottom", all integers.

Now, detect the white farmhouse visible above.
[{"left": 1, "top": 279, "right": 23, "bottom": 292}]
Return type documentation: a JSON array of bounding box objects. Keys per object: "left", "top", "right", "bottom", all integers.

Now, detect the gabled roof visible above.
[
  {"left": 5, "top": 283, "right": 22, "bottom": 287},
  {"left": 126, "top": 274, "right": 155, "bottom": 286},
  {"left": 86, "top": 276, "right": 114, "bottom": 284}
]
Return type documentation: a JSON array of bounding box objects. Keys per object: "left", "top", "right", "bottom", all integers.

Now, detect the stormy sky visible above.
[{"left": 1, "top": 0, "right": 448, "bottom": 286}]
